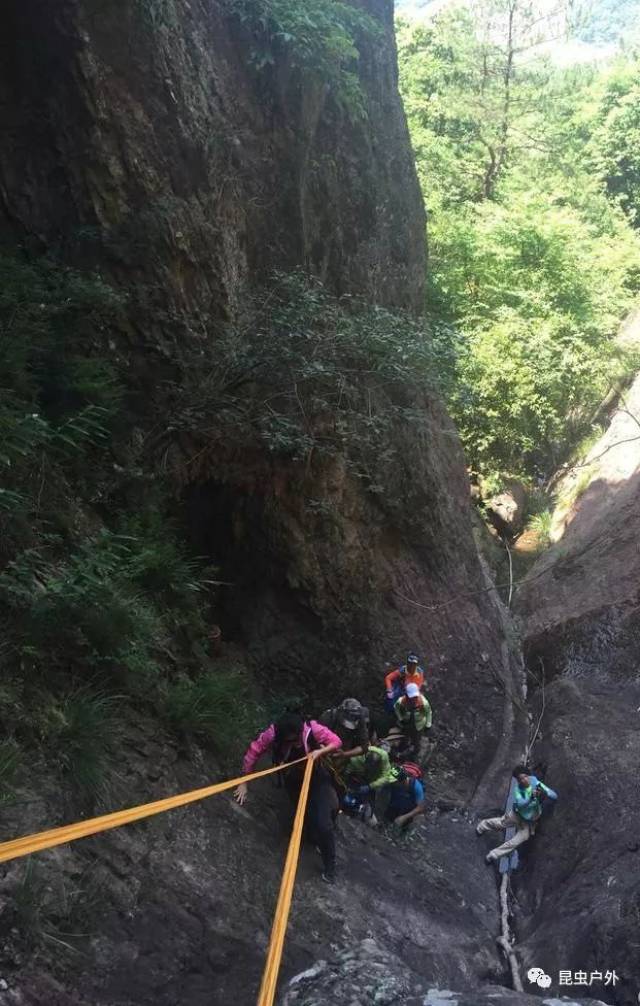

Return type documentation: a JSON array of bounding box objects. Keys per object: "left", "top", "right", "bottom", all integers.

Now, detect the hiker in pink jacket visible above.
[{"left": 235, "top": 712, "right": 342, "bottom": 884}]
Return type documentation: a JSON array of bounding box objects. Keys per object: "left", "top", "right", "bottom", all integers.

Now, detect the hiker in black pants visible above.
[{"left": 235, "top": 712, "right": 342, "bottom": 884}]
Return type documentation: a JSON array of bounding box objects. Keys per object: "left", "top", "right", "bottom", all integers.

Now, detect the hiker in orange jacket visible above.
[{"left": 384, "top": 653, "right": 425, "bottom": 712}]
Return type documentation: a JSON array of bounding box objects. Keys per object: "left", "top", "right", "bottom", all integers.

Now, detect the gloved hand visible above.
[{"left": 386, "top": 690, "right": 394, "bottom": 700}]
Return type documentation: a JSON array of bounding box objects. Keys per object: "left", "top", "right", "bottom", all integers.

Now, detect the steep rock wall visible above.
[
  {"left": 0, "top": 0, "right": 526, "bottom": 783},
  {"left": 1, "top": 0, "right": 425, "bottom": 315},
  {"left": 513, "top": 371, "right": 640, "bottom": 1006},
  {"left": 0, "top": 3, "right": 532, "bottom": 1005},
  {"left": 516, "top": 369, "right": 640, "bottom": 679}
]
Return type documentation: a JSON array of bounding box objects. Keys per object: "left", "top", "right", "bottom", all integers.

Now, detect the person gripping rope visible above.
[
  {"left": 476, "top": 764, "right": 558, "bottom": 863},
  {"left": 235, "top": 713, "right": 342, "bottom": 883}
]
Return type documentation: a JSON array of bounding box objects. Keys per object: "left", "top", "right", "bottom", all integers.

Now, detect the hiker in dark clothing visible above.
[{"left": 319, "top": 697, "right": 370, "bottom": 757}]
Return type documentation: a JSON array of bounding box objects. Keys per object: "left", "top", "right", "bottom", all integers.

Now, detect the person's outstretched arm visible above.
[
  {"left": 309, "top": 720, "right": 342, "bottom": 759},
  {"left": 234, "top": 724, "right": 276, "bottom": 805}
]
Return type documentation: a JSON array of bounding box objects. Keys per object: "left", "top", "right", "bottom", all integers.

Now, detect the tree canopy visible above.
[{"left": 397, "top": 2, "right": 640, "bottom": 482}]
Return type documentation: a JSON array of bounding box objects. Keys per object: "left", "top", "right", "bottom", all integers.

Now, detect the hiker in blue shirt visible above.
[
  {"left": 383, "top": 768, "right": 426, "bottom": 831},
  {"left": 476, "top": 764, "right": 558, "bottom": 863}
]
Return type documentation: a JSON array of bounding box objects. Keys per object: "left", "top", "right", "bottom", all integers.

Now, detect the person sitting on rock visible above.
[
  {"left": 476, "top": 764, "right": 558, "bottom": 863},
  {"left": 319, "top": 697, "right": 370, "bottom": 757},
  {"left": 343, "top": 746, "right": 398, "bottom": 823},
  {"left": 383, "top": 767, "right": 426, "bottom": 831},
  {"left": 384, "top": 653, "right": 426, "bottom": 712},
  {"left": 234, "top": 712, "right": 342, "bottom": 884},
  {"left": 393, "top": 682, "right": 432, "bottom": 760}
]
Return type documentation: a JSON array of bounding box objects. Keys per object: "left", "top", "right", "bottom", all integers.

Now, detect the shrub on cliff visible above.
[
  {"left": 0, "top": 254, "right": 222, "bottom": 796},
  {"left": 161, "top": 270, "right": 458, "bottom": 525},
  {"left": 224, "top": 0, "right": 382, "bottom": 117}
]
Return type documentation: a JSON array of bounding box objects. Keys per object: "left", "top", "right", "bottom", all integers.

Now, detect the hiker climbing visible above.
[
  {"left": 342, "top": 745, "right": 398, "bottom": 823},
  {"left": 383, "top": 765, "right": 426, "bottom": 831},
  {"left": 476, "top": 764, "right": 558, "bottom": 863},
  {"left": 384, "top": 653, "right": 426, "bottom": 712},
  {"left": 319, "top": 697, "right": 370, "bottom": 757},
  {"left": 235, "top": 712, "right": 342, "bottom": 883},
  {"left": 393, "top": 682, "right": 432, "bottom": 760}
]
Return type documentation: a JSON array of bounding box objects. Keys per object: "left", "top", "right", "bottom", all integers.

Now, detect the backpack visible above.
[{"left": 400, "top": 761, "right": 423, "bottom": 782}]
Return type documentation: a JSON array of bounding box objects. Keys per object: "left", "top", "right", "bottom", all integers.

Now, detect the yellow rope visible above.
[
  {"left": 0, "top": 757, "right": 308, "bottom": 864},
  {"left": 0, "top": 753, "right": 319, "bottom": 1006},
  {"left": 257, "top": 755, "right": 314, "bottom": 1006}
]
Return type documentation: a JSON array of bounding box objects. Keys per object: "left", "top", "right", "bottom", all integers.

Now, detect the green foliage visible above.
[
  {"left": 556, "top": 466, "right": 595, "bottom": 512},
  {"left": 166, "top": 271, "right": 453, "bottom": 521},
  {"left": 0, "top": 252, "right": 228, "bottom": 792},
  {"left": 398, "top": 9, "right": 640, "bottom": 481},
  {"left": 0, "top": 534, "right": 163, "bottom": 684},
  {"left": 526, "top": 509, "right": 553, "bottom": 549},
  {"left": 12, "top": 858, "right": 106, "bottom": 955},
  {"left": 588, "top": 59, "right": 640, "bottom": 225},
  {"left": 165, "top": 666, "right": 263, "bottom": 757},
  {"left": 569, "top": 423, "right": 606, "bottom": 464},
  {"left": 14, "top": 860, "right": 47, "bottom": 949},
  {"left": 118, "top": 511, "right": 215, "bottom": 603},
  {"left": 35, "top": 688, "right": 119, "bottom": 797},
  {"left": 0, "top": 253, "right": 124, "bottom": 559},
  {"left": 224, "top": 0, "right": 382, "bottom": 117}
]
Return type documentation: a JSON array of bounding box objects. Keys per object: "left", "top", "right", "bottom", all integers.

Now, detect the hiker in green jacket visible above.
[
  {"left": 477, "top": 764, "right": 558, "bottom": 862},
  {"left": 394, "top": 683, "right": 432, "bottom": 760},
  {"left": 343, "top": 746, "right": 398, "bottom": 824},
  {"left": 344, "top": 745, "right": 398, "bottom": 793}
]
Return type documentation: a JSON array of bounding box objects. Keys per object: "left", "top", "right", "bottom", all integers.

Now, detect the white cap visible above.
[{"left": 405, "top": 683, "right": 420, "bottom": 699}]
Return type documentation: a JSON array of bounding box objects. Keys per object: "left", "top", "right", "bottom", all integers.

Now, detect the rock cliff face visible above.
[
  {"left": 0, "top": 0, "right": 525, "bottom": 783},
  {"left": 1, "top": 0, "right": 424, "bottom": 314},
  {"left": 0, "top": 3, "right": 536, "bottom": 1004},
  {"left": 516, "top": 369, "right": 640, "bottom": 680},
  {"left": 514, "top": 368, "right": 640, "bottom": 1006}
]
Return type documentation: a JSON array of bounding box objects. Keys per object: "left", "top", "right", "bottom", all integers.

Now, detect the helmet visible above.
[
  {"left": 407, "top": 654, "right": 419, "bottom": 665},
  {"left": 405, "top": 682, "right": 420, "bottom": 699},
  {"left": 339, "top": 698, "right": 364, "bottom": 731}
]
